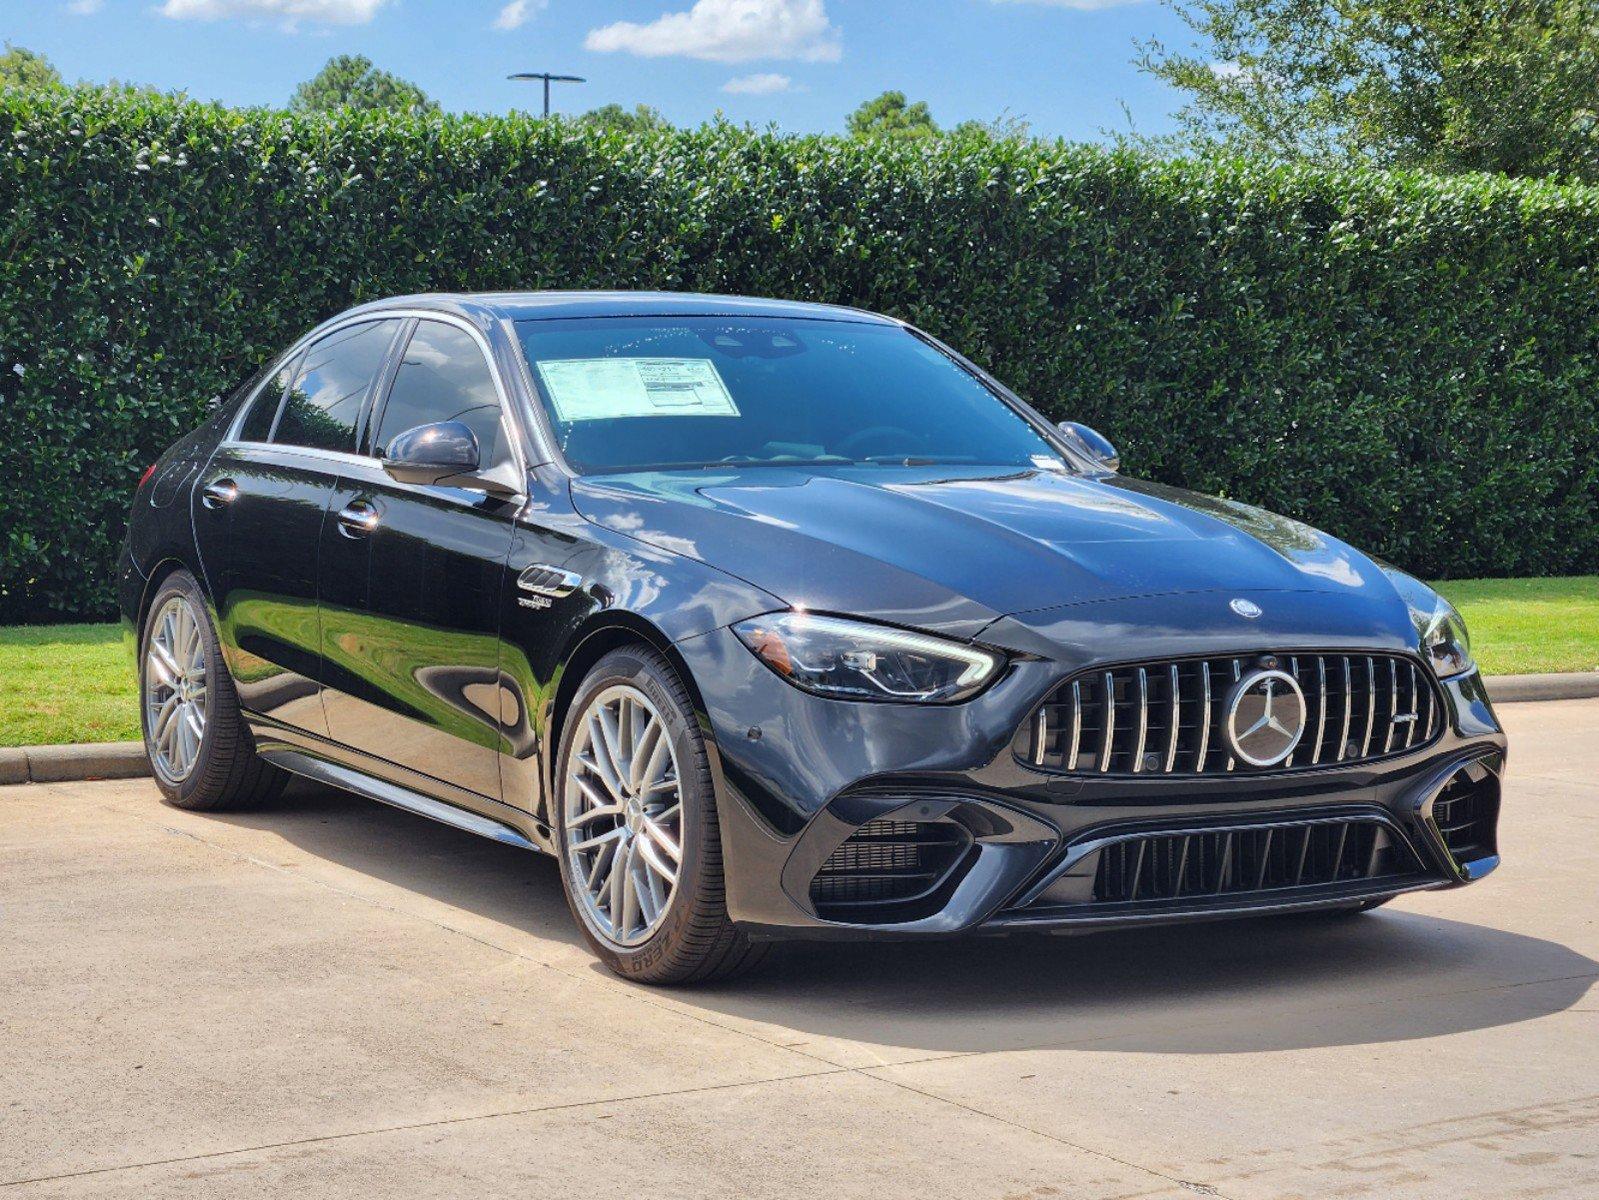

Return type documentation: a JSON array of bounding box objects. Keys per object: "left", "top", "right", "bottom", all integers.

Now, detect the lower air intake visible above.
[
  {"left": 810, "top": 819, "right": 970, "bottom": 918},
  {"left": 1431, "top": 764, "right": 1499, "bottom": 865},
  {"left": 1093, "top": 816, "right": 1423, "bottom": 905}
]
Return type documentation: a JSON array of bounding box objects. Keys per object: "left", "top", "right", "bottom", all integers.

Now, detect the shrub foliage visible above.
[{"left": 3, "top": 88, "right": 1597, "bottom": 621}]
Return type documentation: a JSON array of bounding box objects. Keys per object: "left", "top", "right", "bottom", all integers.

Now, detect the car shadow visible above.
[{"left": 222, "top": 781, "right": 1597, "bottom": 1058}]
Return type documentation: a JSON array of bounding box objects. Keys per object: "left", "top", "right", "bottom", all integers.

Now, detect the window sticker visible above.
[{"left": 536, "top": 357, "right": 740, "bottom": 422}]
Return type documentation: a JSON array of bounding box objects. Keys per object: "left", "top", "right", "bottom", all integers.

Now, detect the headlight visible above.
[
  {"left": 1380, "top": 566, "right": 1475, "bottom": 679},
  {"left": 732, "top": 612, "right": 1003, "bottom": 703},
  {"left": 1416, "top": 594, "right": 1473, "bottom": 679}
]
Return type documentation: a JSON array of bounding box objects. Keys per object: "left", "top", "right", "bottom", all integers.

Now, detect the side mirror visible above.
[
  {"left": 381, "top": 421, "right": 480, "bottom": 486},
  {"left": 1056, "top": 421, "right": 1120, "bottom": 473}
]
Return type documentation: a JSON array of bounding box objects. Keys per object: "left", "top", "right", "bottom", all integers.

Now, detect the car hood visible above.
[{"left": 570, "top": 466, "right": 1400, "bottom": 636}]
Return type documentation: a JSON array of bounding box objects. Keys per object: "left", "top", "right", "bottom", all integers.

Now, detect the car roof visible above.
[{"left": 343, "top": 290, "right": 898, "bottom": 325}]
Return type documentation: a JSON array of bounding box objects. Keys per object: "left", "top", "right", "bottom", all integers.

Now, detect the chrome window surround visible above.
[{"left": 222, "top": 308, "right": 539, "bottom": 482}]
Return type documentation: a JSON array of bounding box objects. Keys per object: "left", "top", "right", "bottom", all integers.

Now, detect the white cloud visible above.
[
  {"left": 1209, "top": 60, "right": 1244, "bottom": 78},
  {"left": 158, "top": 0, "right": 388, "bottom": 24},
  {"left": 493, "top": 0, "right": 544, "bottom": 31},
  {"left": 989, "top": 0, "right": 1148, "bottom": 9},
  {"left": 722, "top": 72, "right": 792, "bottom": 94},
  {"left": 586, "top": 0, "right": 841, "bottom": 64},
  {"left": 67, "top": 0, "right": 104, "bottom": 14}
]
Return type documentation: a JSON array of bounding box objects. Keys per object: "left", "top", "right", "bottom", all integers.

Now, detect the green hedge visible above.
[{"left": 3, "top": 87, "right": 1597, "bottom": 622}]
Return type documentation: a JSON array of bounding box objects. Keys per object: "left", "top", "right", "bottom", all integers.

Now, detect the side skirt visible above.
[{"left": 260, "top": 746, "right": 540, "bottom": 852}]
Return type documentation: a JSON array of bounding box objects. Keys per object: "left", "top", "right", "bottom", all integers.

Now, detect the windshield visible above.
[{"left": 514, "top": 316, "right": 1065, "bottom": 475}]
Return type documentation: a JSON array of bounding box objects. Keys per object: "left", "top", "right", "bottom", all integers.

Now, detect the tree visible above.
[
  {"left": 0, "top": 42, "right": 62, "bottom": 92},
  {"left": 846, "top": 90, "right": 940, "bottom": 141},
  {"left": 573, "top": 103, "right": 670, "bottom": 134},
  {"left": 950, "top": 110, "right": 1033, "bottom": 144},
  {"left": 1135, "top": 0, "right": 1599, "bottom": 182},
  {"left": 288, "top": 55, "right": 435, "bottom": 115}
]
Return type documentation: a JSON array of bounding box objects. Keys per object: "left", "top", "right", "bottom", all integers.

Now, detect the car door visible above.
[
  {"left": 193, "top": 318, "right": 404, "bottom": 736},
  {"left": 317, "top": 317, "right": 521, "bottom": 801}
]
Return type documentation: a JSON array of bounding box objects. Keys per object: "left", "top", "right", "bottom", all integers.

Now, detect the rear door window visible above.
[{"left": 274, "top": 320, "right": 401, "bottom": 453}]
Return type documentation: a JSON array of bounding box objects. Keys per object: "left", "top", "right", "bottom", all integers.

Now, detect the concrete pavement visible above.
[{"left": 2, "top": 700, "right": 1595, "bottom": 1198}]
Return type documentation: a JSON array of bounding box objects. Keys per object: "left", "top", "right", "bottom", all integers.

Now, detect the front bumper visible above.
[{"left": 674, "top": 617, "right": 1506, "bottom": 941}]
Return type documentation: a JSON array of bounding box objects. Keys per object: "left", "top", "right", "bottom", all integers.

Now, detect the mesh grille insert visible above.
[{"left": 1092, "top": 816, "right": 1423, "bottom": 905}]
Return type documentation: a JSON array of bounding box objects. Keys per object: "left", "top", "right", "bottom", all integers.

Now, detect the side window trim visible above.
[
  {"left": 262, "top": 348, "right": 306, "bottom": 445},
  {"left": 228, "top": 346, "right": 301, "bottom": 445},
  {"left": 361, "top": 317, "right": 419, "bottom": 458}
]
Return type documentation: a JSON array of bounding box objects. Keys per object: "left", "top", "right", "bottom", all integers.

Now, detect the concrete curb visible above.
[
  {"left": 1484, "top": 672, "right": 1599, "bottom": 703},
  {"left": 0, "top": 741, "right": 151, "bottom": 785},
  {"left": 2, "top": 672, "right": 1596, "bottom": 786}
]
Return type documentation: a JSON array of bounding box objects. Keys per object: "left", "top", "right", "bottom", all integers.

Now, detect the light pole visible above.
[{"left": 508, "top": 72, "right": 586, "bottom": 118}]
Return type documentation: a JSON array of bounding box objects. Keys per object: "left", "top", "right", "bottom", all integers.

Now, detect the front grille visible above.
[
  {"left": 810, "top": 819, "right": 970, "bottom": 913},
  {"left": 1021, "top": 652, "right": 1440, "bottom": 777},
  {"left": 1093, "top": 816, "right": 1423, "bottom": 904},
  {"left": 1432, "top": 769, "right": 1498, "bottom": 864}
]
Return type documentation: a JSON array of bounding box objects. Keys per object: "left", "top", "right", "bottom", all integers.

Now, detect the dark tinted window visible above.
[
  {"left": 238, "top": 359, "right": 297, "bottom": 442},
  {"left": 273, "top": 320, "right": 399, "bottom": 452},
  {"left": 514, "top": 317, "right": 1061, "bottom": 475},
  {"left": 374, "top": 321, "right": 503, "bottom": 464}
]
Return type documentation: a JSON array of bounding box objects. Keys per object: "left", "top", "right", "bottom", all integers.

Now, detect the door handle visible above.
[
  {"left": 200, "top": 478, "right": 238, "bottom": 509},
  {"left": 336, "top": 501, "right": 380, "bottom": 538}
]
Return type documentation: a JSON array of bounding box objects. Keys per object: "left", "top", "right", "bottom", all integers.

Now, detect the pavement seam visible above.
[{"left": 0, "top": 1067, "right": 856, "bottom": 1190}]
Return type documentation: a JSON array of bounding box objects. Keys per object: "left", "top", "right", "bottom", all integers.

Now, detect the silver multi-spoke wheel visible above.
[
  {"left": 564, "top": 684, "right": 684, "bottom": 948},
  {"left": 144, "top": 594, "right": 208, "bottom": 782}
]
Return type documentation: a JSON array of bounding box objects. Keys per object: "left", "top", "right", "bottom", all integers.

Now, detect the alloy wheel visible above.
[
  {"left": 144, "top": 595, "right": 208, "bottom": 782},
  {"left": 563, "top": 684, "right": 684, "bottom": 948}
]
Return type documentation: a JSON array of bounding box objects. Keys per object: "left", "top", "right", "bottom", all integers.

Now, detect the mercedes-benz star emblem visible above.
[
  {"left": 1225, "top": 669, "right": 1307, "bottom": 767},
  {"left": 1230, "top": 598, "right": 1263, "bottom": 619}
]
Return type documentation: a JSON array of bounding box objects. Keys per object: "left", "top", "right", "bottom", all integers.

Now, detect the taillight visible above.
[{"left": 137, "top": 463, "right": 158, "bottom": 492}]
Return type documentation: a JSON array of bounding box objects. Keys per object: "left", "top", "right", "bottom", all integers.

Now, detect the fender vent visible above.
[
  {"left": 1432, "top": 766, "right": 1499, "bottom": 865},
  {"left": 810, "top": 819, "right": 970, "bottom": 915}
]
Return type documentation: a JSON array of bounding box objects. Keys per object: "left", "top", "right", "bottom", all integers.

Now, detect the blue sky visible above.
[{"left": 5, "top": 0, "right": 1197, "bottom": 142}]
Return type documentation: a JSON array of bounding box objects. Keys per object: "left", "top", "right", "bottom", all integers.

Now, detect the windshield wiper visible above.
[{"left": 861, "top": 454, "right": 981, "bottom": 466}]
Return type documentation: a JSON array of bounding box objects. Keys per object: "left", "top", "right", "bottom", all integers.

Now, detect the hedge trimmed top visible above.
[{"left": 3, "top": 88, "right": 1597, "bottom": 621}]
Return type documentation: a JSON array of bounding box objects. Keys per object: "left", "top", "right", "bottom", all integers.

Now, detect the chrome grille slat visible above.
[
  {"left": 1338, "top": 656, "right": 1353, "bottom": 761},
  {"left": 1361, "top": 656, "right": 1377, "bottom": 757},
  {"left": 1132, "top": 667, "right": 1149, "bottom": 773},
  {"left": 1312, "top": 657, "right": 1327, "bottom": 764},
  {"left": 1225, "top": 659, "right": 1241, "bottom": 772},
  {"left": 1383, "top": 658, "right": 1399, "bottom": 753},
  {"left": 1404, "top": 663, "right": 1419, "bottom": 749},
  {"left": 1067, "top": 680, "right": 1082, "bottom": 770},
  {"left": 1026, "top": 651, "right": 1443, "bottom": 778},
  {"left": 1164, "top": 664, "right": 1181, "bottom": 773},
  {"left": 1098, "top": 671, "right": 1115, "bottom": 774}
]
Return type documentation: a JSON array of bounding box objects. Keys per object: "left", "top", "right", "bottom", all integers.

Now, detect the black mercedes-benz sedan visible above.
[{"left": 120, "top": 291, "right": 1506, "bottom": 983}]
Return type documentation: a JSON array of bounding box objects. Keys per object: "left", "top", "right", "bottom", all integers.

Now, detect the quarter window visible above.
[
  {"left": 238, "top": 361, "right": 294, "bottom": 443},
  {"left": 374, "top": 321, "right": 504, "bottom": 465},
  {"left": 273, "top": 320, "right": 400, "bottom": 453}
]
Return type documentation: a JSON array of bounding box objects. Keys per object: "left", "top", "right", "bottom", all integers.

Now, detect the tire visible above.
[
  {"left": 139, "top": 570, "right": 286, "bottom": 812},
  {"left": 553, "top": 645, "right": 767, "bottom": 985}
]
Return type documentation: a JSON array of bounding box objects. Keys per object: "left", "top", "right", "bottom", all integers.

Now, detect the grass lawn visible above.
[
  {"left": 0, "top": 623, "right": 139, "bottom": 747},
  {"left": 1434, "top": 576, "right": 1599, "bottom": 677},
  {"left": 1, "top": 576, "right": 1595, "bottom": 747}
]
